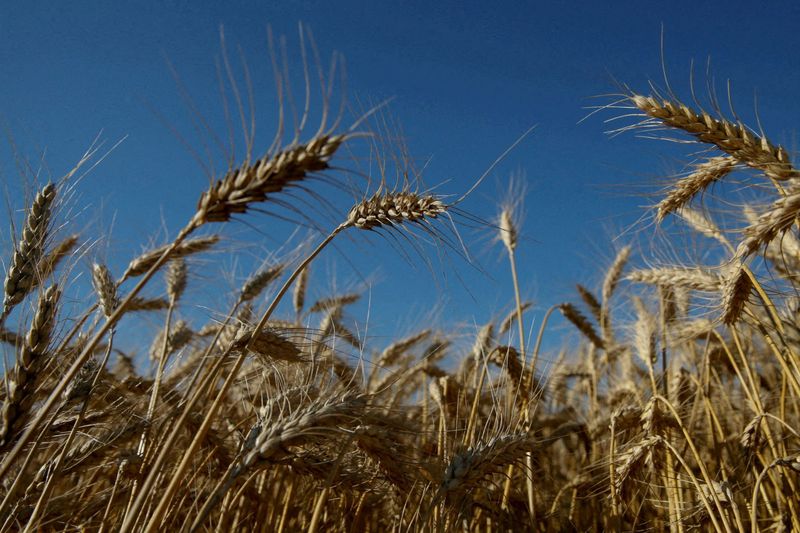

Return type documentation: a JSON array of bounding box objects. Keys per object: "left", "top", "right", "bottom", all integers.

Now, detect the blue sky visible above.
[{"left": 2, "top": 1, "right": 800, "bottom": 361}]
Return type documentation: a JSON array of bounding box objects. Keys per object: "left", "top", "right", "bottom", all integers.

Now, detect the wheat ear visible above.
[
  {"left": 559, "top": 303, "right": 604, "bottom": 348},
  {"left": 309, "top": 292, "right": 361, "bottom": 313},
  {"left": 292, "top": 265, "right": 310, "bottom": 317},
  {"left": 470, "top": 323, "right": 495, "bottom": 363},
  {"left": 656, "top": 156, "right": 736, "bottom": 222},
  {"left": 32, "top": 234, "right": 79, "bottom": 291},
  {"left": 601, "top": 246, "right": 631, "bottom": 345},
  {"left": 92, "top": 264, "right": 118, "bottom": 318},
  {"left": 499, "top": 301, "right": 532, "bottom": 335},
  {"left": 0, "top": 284, "right": 60, "bottom": 448},
  {"left": 632, "top": 297, "right": 657, "bottom": 365},
  {"left": 2, "top": 183, "right": 57, "bottom": 321},
  {"left": 721, "top": 264, "right": 753, "bottom": 325},
  {"left": 576, "top": 285, "right": 602, "bottom": 323},
  {"left": 233, "top": 325, "right": 303, "bottom": 363},
  {"left": 378, "top": 329, "right": 431, "bottom": 368},
  {"left": 122, "top": 235, "right": 219, "bottom": 280},
  {"left": 191, "top": 392, "right": 366, "bottom": 531},
  {"left": 631, "top": 94, "right": 797, "bottom": 181},
  {"left": 166, "top": 258, "right": 187, "bottom": 303},
  {"left": 433, "top": 433, "right": 536, "bottom": 513},
  {"left": 148, "top": 320, "right": 193, "bottom": 361},
  {"left": 737, "top": 186, "right": 800, "bottom": 260},
  {"left": 240, "top": 263, "right": 284, "bottom": 303},
  {"left": 499, "top": 208, "right": 517, "bottom": 252},
  {"left": 614, "top": 436, "right": 662, "bottom": 492},
  {"left": 677, "top": 207, "right": 732, "bottom": 250},
  {"left": 627, "top": 267, "right": 722, "bottom": 292},
  {"left": 193, "top": 134, "right": 348, "bottom": 225},
  {"left": 345, "top": 191, "right": 446, "bottom": 230}
]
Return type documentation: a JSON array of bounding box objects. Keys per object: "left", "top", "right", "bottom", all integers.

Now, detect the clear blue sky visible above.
[{"left": 2, "top": 1, "right": 800, "bottom": 361}]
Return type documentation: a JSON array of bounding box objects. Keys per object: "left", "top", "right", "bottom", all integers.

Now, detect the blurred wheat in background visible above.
[{"left": 1, "top": 22, "right": 800, "bottom": 533}]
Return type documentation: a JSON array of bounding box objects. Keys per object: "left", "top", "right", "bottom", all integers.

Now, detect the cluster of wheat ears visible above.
[{"left": 1, "top": 36, "right": 800, "bottom": 532}]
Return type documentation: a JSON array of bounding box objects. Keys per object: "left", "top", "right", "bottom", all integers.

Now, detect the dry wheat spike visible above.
[{"left": 631, "top": 94, "right": 797, "bottom": 181}]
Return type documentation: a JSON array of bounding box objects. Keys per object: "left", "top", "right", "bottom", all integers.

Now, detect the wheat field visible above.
[{"left": 1, "top": 30, "right": 799, "bottom": 533}]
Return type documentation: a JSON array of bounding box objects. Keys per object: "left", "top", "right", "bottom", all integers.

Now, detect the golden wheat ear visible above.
[
  {"left": 192, "top": 133, "right": 349, "bottom": 226},
  {"left": 121, "top": 235, "right": 219, "bottom": 280},
  {"left": 627, "top": 267, "right": 722, "bottom": 292},
  {"left": 559, "top": 302, "right": 604, "bottom": 349},
  {"left": 345, "top": 191, "right": 447, "bottom": 231},
  {"left": 656, "top": 156, "right": 737, "bottom": 223},
  {"left": 91, "top": 263, "right": 118, "bottom": 318},
  {"left": 239, "top": 263, "right": 285, "bottom": 303},
  {"left": 431, "top": 433, "right": 537, "bottom": 517},
  {"left": 0, "top": 284, "right": 60, "bottom": 449},
  {"left": 190, "top": 391, "right": 368, "bottom": 531},
  {"left": 629, "top": 93, "right": 797, "bottom": 181},
  {"left": 2, "top": 183, "right": 56, "bottom": 322}
]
